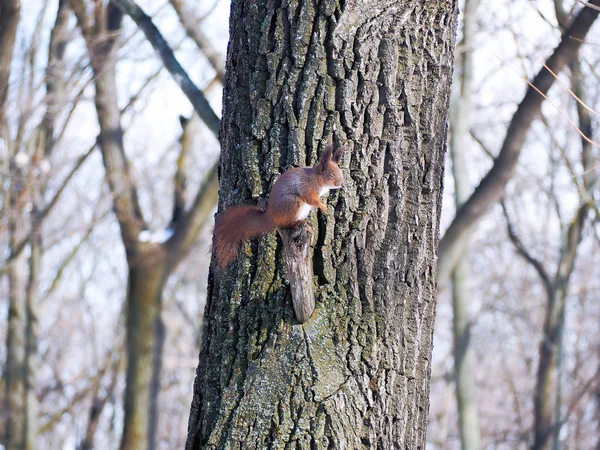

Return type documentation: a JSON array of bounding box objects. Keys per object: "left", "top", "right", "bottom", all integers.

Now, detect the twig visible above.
[
  {"left": 113, "top": 0, "right": 220, "bottom": 136},
  {"left": 575, "top": 0, "right": 600, "bottom": 12},
  {"left": 494, "top": 53, "right": 600, "bottom": 150}
]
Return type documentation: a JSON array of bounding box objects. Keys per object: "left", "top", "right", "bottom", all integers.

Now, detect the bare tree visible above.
[
  {"left": 71, "top": 1, "right": 220, "bottom": 448},
  {"left": 437, "top": 0, "right": 600, "bottom": 287},
  {"left": 448, "top": 0, "right": 482, "bottom": 447}
]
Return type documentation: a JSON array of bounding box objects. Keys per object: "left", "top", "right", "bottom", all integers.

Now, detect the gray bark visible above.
[
  {"left": 120, "top": 257, "right": 168, "bottom": 450},
  {"left": 186, "top": 0, "right": 459, "bottom": 448},
  {"left": 448, "top": 0, "right": 481, "bottom": 448},
  {"left": 6, "top": 206, "right": 36, "bottom": 450}
]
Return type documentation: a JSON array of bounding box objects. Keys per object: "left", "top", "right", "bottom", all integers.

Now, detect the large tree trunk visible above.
[
  {"left": 186, "top": 1, "right": 459, "bottom": 448},
  {"left": 448, "top": 0, "right": 481, "bottom": 448}
]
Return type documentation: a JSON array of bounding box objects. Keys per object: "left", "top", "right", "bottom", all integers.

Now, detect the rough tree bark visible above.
[
  {"left": 186, "top": 1, "right": 459, "bottom": 448},
  {"left": 448, "top": 0, "right": 481, "bottom": 447}
]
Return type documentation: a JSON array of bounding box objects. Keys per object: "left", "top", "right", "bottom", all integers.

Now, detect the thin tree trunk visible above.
[
  {"left": 532, "top": 52, "right": 594, "bottom": 450},
  {"left": 448, "top": 0, "right": 481, "bottom": 448},
  {"left": 0, "top": 10, "right": 22, "bottom": 437},
  {"left": 4, "top": 2, "right": 68, "bottom": 447},
  {"left": 6, "top": 211, "right": 35, "bottom": 450},
  {"left": 0, "top": 0, "right": 21, "bottom": 127},
  {"left": 80, "top": 354, "right": 121, "bottom": 450},
  {"left": 596, "top": 376, "right": 600, "bottom": 450},
  {"left": 120, "top": 255, "right": 168, "bottom": 450},
  {"left": 186, "top": 0, "right": 459, "bottom": 448},
  {"left": 532, "top": 205, "right": 586, "bottom": 450}
]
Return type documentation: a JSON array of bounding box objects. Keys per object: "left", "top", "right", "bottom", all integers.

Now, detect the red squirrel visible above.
[{"left": 213, "top": 146, "right": 345, "bottom": 269}]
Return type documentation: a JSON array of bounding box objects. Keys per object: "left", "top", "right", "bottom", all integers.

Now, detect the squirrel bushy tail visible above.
[{"left": 213, "top": 205, "right": 275, "bottom": 269}]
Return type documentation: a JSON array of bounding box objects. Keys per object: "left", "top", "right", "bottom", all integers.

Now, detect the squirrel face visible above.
[
  {"left": 316, "top": 145, "right": 345, "bottom": 189},
  {"left": 322, "top": 161, "right": 344, "bottom": 189}
]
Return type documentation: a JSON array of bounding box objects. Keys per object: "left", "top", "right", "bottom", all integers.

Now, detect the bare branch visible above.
[
  {"left": 42, "top": 208, "right": 110, "bottom": 302},
  {"left": 576, "top": 0, "right": 600, "bottom": 12},
  {"left": 437, "top": 0, "right": 600, "bottom": 287},
  {"left": 172, "top": 116, "right": 191, "bottom": 225},
  {"left": 169, "top": 0, "right": 226, "bottom": 82},
  {"left": 501, "top": 202, "right": 554, "bottom": 298},
  {"left": 166, "top": 164, "right": 219, "bottom": 269},
  {"left": 113, "top": 0, "right": 220, "bottom": 136},
  {"left": 0, "top": 144, "right": 95, "bottom": 274}
]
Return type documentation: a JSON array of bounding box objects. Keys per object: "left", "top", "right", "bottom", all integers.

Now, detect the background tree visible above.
[
  {"left": 2, "top": 1, "right": 225, "bottom": 448},
  {"left": 448, "top": 0, "right": 482, "bottom": 447},
  {"left": 429, "top": 1, "right": 600, "bottom": 448},
  {"left": 70, "top": 1, "right": 220, "bottom": 448}
]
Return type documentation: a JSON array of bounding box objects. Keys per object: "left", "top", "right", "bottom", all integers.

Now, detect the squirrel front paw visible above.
[{"left": 318, "top": 203, "right": 327, "bottom": 213}]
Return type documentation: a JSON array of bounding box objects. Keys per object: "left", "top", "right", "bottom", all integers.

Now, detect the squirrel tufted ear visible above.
[
  {"left": 332, "top": 146, "right": 345, "bottom": 164},
  {"left": 316, "top": 145, "right": 334, "bottom": 172}
]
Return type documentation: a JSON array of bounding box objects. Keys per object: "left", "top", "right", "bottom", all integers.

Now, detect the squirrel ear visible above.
[
  {"left": 332, "top": 147, "right": 345, "bottom": 164},
  {"left": 316, "top": 145, "right": 334, "bottom": 172}
]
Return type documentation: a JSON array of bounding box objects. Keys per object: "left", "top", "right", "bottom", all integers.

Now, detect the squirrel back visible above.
[
  {"left": 213, "top": 205, "right": 275, "bottom": 269},
  {"left": 213, "top": 145, "right": 344, "bottom": 269}
]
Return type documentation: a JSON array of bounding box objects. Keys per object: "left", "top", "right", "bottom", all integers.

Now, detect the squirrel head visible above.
[{"left": 316, "top": 145, "right": 345, "bottom": 189}]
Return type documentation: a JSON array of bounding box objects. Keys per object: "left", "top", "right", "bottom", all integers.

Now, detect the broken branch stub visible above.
[{"left": 278, "top": 223, "right": 315, "bottom": 323}]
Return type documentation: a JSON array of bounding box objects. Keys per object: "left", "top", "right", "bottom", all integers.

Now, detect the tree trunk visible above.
[
  {"left": 88, "top": 26, "right": 168, "bottom": 450},
  {"left": 532, "top": 54, "right": 593, "bottom": 450},
  {"left": 6, "top": 172, "right": 37, "bottom": 450},
  {"left": 1, "top": 5, "right": 24, "bottom": 444},
  {"left": 448, "top": 0, "right": 481, "bottom": 448},
  {"left": 6, "top": 224, "right": 37, "bottom": 450},
  {"left": 0, "top": 0, "right": 21, "bottom": 126},
  {"left": 186, "top": 1, "right": 459, "bottom": 448},
  {"left": 120, "top": 252, "right": 168, "bottom": 450}
]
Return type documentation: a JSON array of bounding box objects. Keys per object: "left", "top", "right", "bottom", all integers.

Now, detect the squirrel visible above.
[{"left": 213, "top": 145, "right": 345, "bottom": 269}]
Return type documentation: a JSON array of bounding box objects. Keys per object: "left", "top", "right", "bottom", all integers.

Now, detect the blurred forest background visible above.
[{"left": 0, "top": 0, "right": 599, "bottom": 449}]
